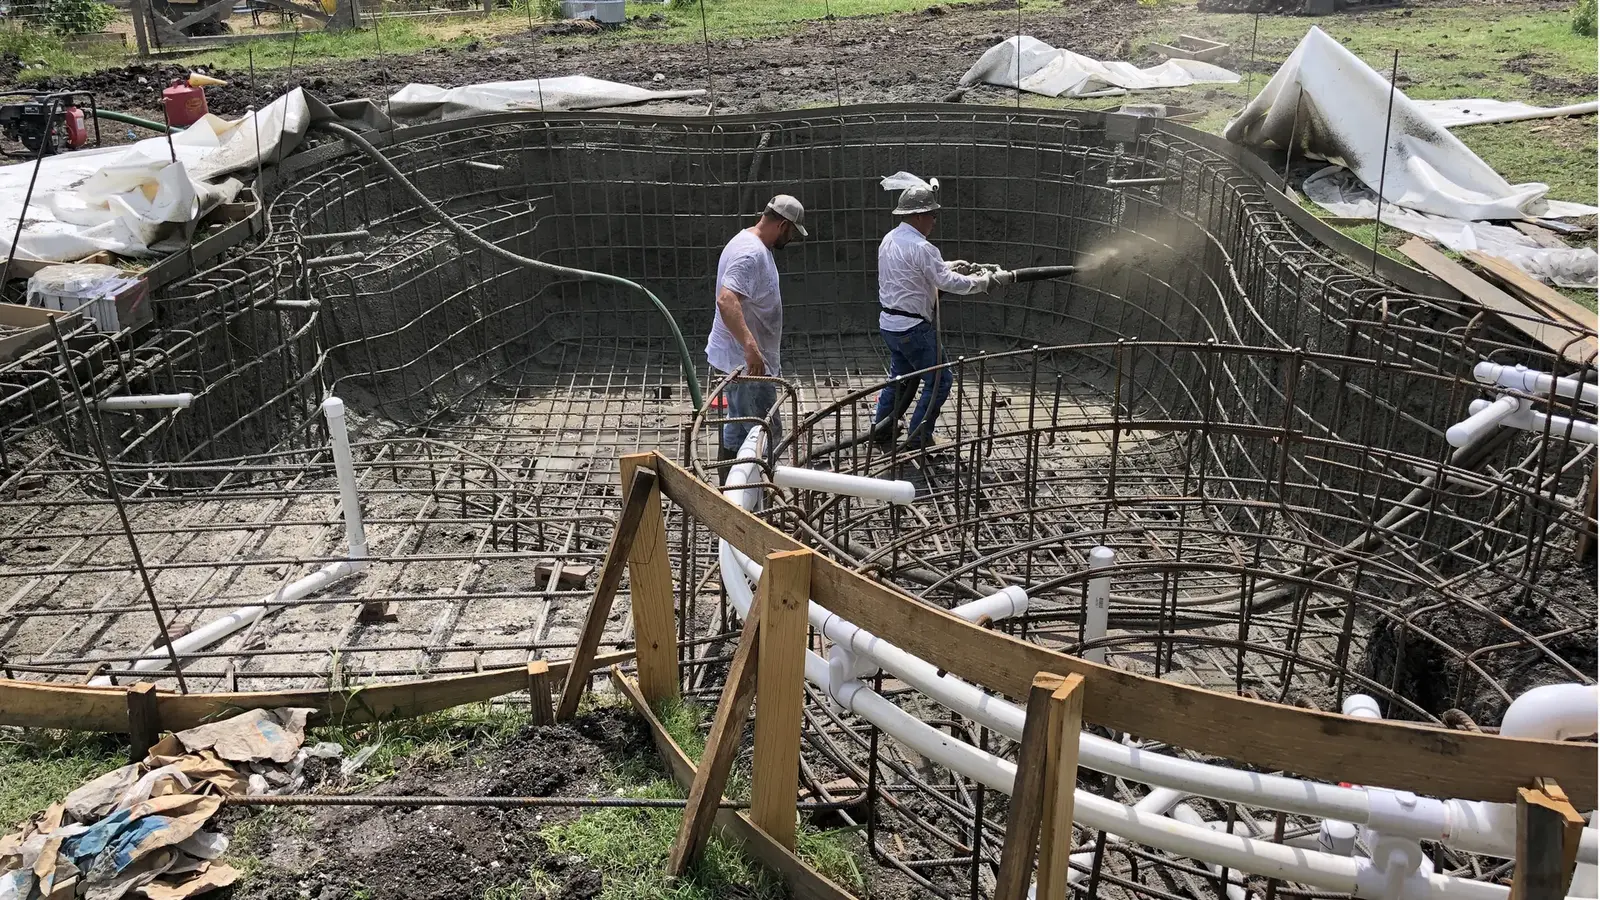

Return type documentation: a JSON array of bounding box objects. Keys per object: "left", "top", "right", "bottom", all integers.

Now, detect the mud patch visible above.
[
  {"left": 222, "top": 707, "right": 652, "bottom": 900},
  {"left": 1361, "top": 562, "right": 1599, "bottom": 727}
]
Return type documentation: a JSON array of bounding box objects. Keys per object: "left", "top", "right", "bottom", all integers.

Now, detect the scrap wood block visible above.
[{"left": 535, "top": 560, "right": 595, "bottom": 589}]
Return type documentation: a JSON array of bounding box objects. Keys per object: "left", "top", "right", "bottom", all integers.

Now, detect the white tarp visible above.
[
  {"left": 386, "top": 76, "right": 709, "bottom": 122},
  {"left": 0, "top": 89, "right": 312, "bottom": 264},
  {"left": 1412, "top": 98, "right": 1599, "bottom": 129},
  {"left": 1303, "top": 167, "right": 1597, "bottom": 288},
  {"left": 958, "top": 36, "right": 1239, "bottom": 98},
  {"left": 1224, "top": 28, "right": 1596, "bottom": 222}
]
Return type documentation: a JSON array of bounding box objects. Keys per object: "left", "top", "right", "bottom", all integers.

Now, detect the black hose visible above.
[{"left": 1010, "top": 264, "right": 1077, "bottom": 283}]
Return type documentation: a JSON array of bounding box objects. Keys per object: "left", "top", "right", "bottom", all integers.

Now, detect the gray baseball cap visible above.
[{"left": 765, "top": 194, "right": 809, "bottom": 238}]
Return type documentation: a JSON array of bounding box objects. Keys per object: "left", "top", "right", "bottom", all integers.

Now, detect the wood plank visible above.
[
  {"left": 130, "top": 0, "right": 151, "bottom": 56},
  {"left": 1037, "top": 674, "right": 1086, "bottom": 900},
  {"left": 126, "top": 682, "right": 161, "bottom": 763},
  {"left": 996, "top": 672, "right": 1067, "bottom": 900},
  {"left": 1463, "top": 250, "right": 1598, "bottom": 336},
  {"left": 668, "top": 600, "right": 763, "bottom": 875},
  {"left": 557, "top": 465, "right": 658, "bottom": 721},
  {"left": 1513, "top": 221, "right": 1573, "bottom": 250},
  {"left": 620, "top": 455, "right": 680, "bottom": 708},
  {"left": 749, "top": 550, "right": 813, "bottom": 851},
  {"left": 0, "top": 650, "right": 633, "bottom": 733},
  {"left": 611, "top": 667, "right": 860, "bottom": 900},
  {"left": 527, "top": 660, "right": 554, "bottom": 727},
  {"left": 648, "top": 451, "right": 1598, "bottom": 806},
  {"left": 1514, "top": 781, "right": 1586, "bottom": 900},
  {"left": 1399, "top": 238, "right": 1595, "bottom": 363}
]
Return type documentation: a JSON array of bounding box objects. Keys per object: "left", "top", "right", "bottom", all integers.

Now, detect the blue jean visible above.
[
  {"left": 874, "top": 322, "right": 951, "bottom": 442},
  {"left": 721, "top": 376, "right": 783, "bottom": 452}
]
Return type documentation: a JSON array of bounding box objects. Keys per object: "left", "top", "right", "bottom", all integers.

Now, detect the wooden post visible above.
[
  {"left": 1514, "top": 778, "right": 1585, "bottom": 900},
  {"left": 526, "top": 659, "right": 554, "bottom": 727},
  {"left": 747, "top": 549, "right": 813, "bottom": 851},
  {"left": 1036, "top": 674, "right": 1086, "bottom": 900},
  {"left": 995, "top": 671, "right": 1068, "bottom": 900},
  {"left": 556, "top": 465, "right": 658, "bottom": 721},
  {"left": 129, "top": 0, "right": 152, "bottom": 56},
  {"left": 621, "top": 453, "right": 680, "bottom": 709},
  {"left": 126, "top": 682, "right": 161, "bottom": 763},
  {"left": 668, "top": 601, "right": 763, "bottom": 876}
]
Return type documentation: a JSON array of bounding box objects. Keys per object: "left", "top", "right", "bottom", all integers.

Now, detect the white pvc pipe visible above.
[
  {"left": 1172, "top": 803, "right": 1252, "bottom": 900},
  {"left": 1084, "top": 546, "right": 1114, "bottom": 664},
  {"left": 1474, "top": 362, "right": 1599, "bottom": 407},
  {"left": 1447, "top": 100, "right": 1599, "bottom": 127},
  {"left": 1467, "top": 398, "right": 1599, "bottom": 445},
  {"left": 323, "top": 397, "right": 368, "bottom": 558},
  {"left": 1447, "top": 395, "right": 1521, "bottom": 448},
  {"left": 97, "top": 393, "right": 194, "bottom": 411},
  {"left": 773, "top": 465, "right": 916, "bottom": 504},
  {"left": 719, "top": 428, "right": 1595, "bottom": 879},
  {"left": 90, "top": 398, "right": 371, "bottom": 687},
  {"left": 948, "top": 586, "right": 1031, "bottom": 623}
]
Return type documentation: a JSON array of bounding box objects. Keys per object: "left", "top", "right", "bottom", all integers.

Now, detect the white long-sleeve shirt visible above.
[{"left": 877, "top": 222, "right": 987, "bottom": 333}]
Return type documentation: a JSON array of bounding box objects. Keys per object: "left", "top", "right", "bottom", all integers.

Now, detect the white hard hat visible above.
[{"left": 765, "top": 194, "right": 809, "bottom": 237}]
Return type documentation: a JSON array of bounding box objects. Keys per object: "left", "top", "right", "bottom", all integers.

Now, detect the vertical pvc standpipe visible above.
[
  {"left": 322, "top": 397, "right": 368, "bottom": 561},
  {"left": 1084, "top": 546, "right": 1115, "bottom": 664}
]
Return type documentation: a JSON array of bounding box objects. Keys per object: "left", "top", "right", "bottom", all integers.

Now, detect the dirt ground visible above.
[{"left": 28, "top": 0, "right": 1163, "bottom": 121}]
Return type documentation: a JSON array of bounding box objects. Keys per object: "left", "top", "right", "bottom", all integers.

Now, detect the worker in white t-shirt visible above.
[
  {"left": 705, "top": 194, "right": 808, "bottom": 467},
  {"left": 874, "top": 174, "right": 1008, "bottom": 451}
]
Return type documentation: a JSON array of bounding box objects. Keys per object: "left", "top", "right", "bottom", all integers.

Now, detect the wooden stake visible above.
[
  {"left": 1036, "top": 674, "right": 1086, "bottom": 900},
  {"left": 668, "top": 601, "right": 764, "bottom": 875},
  {"left": 995, "top": 671, "right": 1068, "bottom": 900},
  {"left": 557, "top": 465, "right": 658, "bottom": 721},
  {"left": 621, "top": 453, "right": 680, "bottom": 708},
  {"left": 126, "top": 682, "right": 161, "bottom": 763},
  {"left": 748, "top": 549, "right": 813, "bottom": 851},
  {"left": 1514, "top": 778, "right": 1585, "bottom": 900},
  {"left": 527, "top": 660, "right": 554, "bottom": 727}
]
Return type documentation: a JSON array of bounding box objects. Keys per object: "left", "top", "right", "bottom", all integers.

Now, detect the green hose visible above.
[
  {"left": 95, "top": 109, "right": 183, "bottom": 134},
  {"left": 314, "top": 120, "right": 705, "bottom": 411}
]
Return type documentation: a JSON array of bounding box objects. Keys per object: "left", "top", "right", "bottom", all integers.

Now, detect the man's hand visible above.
[
  {"left": 743, "top": 340, "right": 767, "bottom": 377},
  {"left": 946, "top": 259, "right": 980, "bottom": 276}
]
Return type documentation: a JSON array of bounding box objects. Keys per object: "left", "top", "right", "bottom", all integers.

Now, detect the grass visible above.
[
  {"left": 229, "top": 805, "right": 316, "bottom": 885},
  {"left": 0, "top": 728, "right": 126, "bottom": 831},
  {"left": 314, "top": 699, "right": 526, "bottom": 786}
]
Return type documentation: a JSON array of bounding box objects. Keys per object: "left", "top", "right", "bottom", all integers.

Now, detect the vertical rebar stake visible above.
[
  {"left": 50, "top": 320, "right": 190, "bottom": 693},
  {"left": 698, "top": 0, "right": 717, "bottom": 115},
  {"left": 1371, "top": 50, "right": 1400, "bottom": 274}
]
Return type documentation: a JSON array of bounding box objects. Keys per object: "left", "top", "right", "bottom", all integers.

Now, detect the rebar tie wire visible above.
[{"left": 312, "top": 121, "right": 705, "bottom": 411}]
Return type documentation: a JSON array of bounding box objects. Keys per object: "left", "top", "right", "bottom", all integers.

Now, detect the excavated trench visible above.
[{"left": 0, "top": 104, "right": 1593, "bottom": 898}]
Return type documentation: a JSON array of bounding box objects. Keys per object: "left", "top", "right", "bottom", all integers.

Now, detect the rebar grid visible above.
[{"left": 0, "top": 107, "right": 1591, "bottom": 899}]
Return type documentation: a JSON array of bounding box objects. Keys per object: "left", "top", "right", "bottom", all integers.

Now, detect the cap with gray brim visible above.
[{"left": 765, "top": 194, "right": 809, "bottom": 237}]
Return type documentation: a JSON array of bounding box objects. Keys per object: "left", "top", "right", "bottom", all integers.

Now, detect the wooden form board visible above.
[
  {"left": 611, "top": 667, "right": 860, "bottom": 900},
  {"left": 748, "top": 549, "right": 813, "bottom": 850},
  {"left": 1399, "top": 239, "right": 1596, "bottom": 364},
  {"left": 995, "top": 673, "right": 1066, "bottom": 900},
  {"left": 1514, "top": 779, "right": 1585, "bottom": 900},
  {"left": 648, "top": 451, "right": 1598, "bottom": 806},
  {"left": 620, "top": 454, "right": 681, "bottom": 707},
  {"left": 1463, "top": 251, "right": 1599, "bottom": 337},
  {"left": 1037, "top": 674, "right": 1086, "bottom": 900},
  {"left": 0, "top": 649, "right": 633, "bottom": 733}
]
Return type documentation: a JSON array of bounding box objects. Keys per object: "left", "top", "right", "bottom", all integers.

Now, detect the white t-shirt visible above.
[
  {"left": 706, "top": 228, "right": 783, "bottom": 376},
  {"left": 878, "top": 222, "right": 987, "bottom": 333}
]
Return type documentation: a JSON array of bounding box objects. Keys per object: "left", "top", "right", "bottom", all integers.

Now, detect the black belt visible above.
[{"left": 879, "top": 305, "right": 928, "bottom": 323}]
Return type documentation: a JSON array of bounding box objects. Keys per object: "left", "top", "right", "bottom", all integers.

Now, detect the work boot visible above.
[{"left": 871, "top": 417, "right": 898, "bottom": 451}]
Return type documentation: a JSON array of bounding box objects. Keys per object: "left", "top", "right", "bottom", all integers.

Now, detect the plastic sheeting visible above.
[
  {"left": 1302, "top": 167, "right": 1598, "bottom": 288},
  {"left": 0, "top": 89, "right": 314, "bottom": 265},
  {"left": 1224, "top": 28, "right": 1596, "bottom": 222},
  {"left": 386, "top": 75, "right": 709, "bottom": 122},
  {"left": 1412, "top": 98, "right": 1600, "bottom": 129},
  {"left": 958, "top": 36, "right": 1239, "bottom": 98}
]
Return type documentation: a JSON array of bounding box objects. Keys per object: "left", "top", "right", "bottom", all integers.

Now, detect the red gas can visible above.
[{"left": 162, "top": 79, "right": 208, "bottom": 128}]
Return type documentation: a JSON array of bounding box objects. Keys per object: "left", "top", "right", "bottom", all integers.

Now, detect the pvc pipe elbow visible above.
[
  {"left": 1500, "top": 683, "right": 1598, "bottom": 742},
  {"left": 321, "top": 396, "right": 346, "bottom": 418},
  {"left": 1447, "top": 395, "right": 1521, "bottom": 448},
  {"left": 948, "top": 586, "right": 1030, "bottom": 622},
  {"left": 1343, "top": 694, "right": 1383, "bottom": 719}
]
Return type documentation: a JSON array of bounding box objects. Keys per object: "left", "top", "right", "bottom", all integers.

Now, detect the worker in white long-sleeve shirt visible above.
[{"left": 873, "top": 174, "right": 1010, "bottom": 450}]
